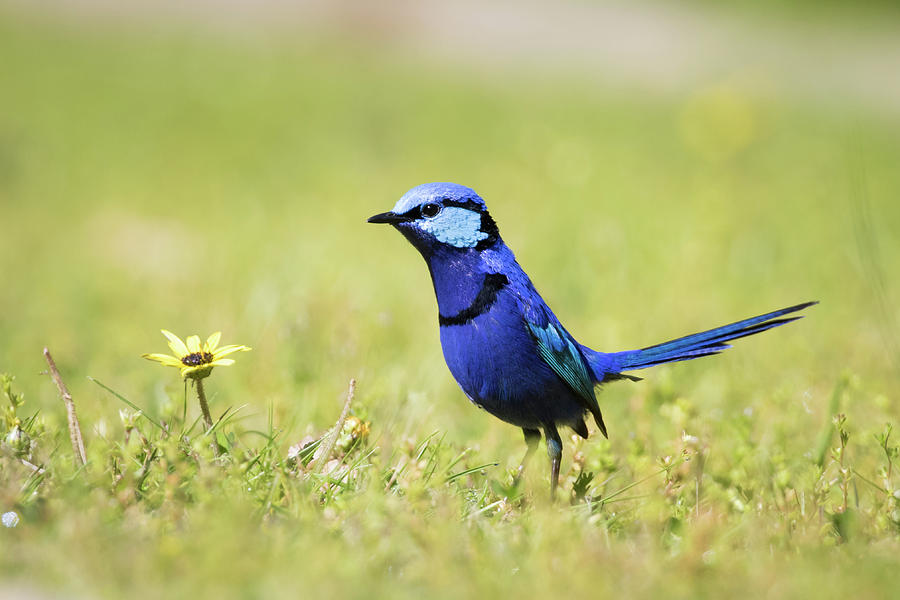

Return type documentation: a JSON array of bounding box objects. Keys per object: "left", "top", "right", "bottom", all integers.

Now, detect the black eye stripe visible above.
[
  {"left": 397, "top": 198, "right": 485, "bottom": 221},
  {"left": 441, "top": 199, "right": 484, "bottom": 211}
]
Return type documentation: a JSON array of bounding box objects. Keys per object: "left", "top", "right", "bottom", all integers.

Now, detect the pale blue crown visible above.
[{"left": 391, "top": 182, "right": 487, "bottom": 214}]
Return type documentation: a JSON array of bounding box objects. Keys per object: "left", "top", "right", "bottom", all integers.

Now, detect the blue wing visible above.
[
  {"left": 511, "top": 275, "right": 608, "bottom": 436},
  {"left": 525, "top": 316, "right": 608, "bottom": 437}
]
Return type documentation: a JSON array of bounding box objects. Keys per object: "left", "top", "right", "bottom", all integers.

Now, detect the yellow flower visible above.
[{"left": 142, "top": 330, "right": 251, "bottom": 380}]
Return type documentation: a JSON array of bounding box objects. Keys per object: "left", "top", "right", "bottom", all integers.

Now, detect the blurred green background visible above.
[{"left": 1, "top": 0, "right": 899, "bottom": 598}]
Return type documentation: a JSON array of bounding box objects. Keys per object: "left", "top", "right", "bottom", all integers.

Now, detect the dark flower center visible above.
[{"left": 181, "top": 352, "right": 213, "bottom": 366}]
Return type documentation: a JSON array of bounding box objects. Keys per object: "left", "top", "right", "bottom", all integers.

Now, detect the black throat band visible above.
[{"left": 439, "top": 273, "right": 510, "bottom": 327}]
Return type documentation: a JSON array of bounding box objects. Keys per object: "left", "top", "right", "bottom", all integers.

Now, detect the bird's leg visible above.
[
  {"left": 544, "top": 424, "right": 563, "bottom": 500},
  {"left": 514, "top": 428, "right": 542, "bottom": 483}
]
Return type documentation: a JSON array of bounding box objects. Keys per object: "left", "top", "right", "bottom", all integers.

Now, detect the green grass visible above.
[{"left": 2, "top": 8, "right": 900, "bottom": 599}]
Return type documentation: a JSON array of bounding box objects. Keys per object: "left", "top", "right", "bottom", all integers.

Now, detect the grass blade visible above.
[
  {"left": 445, "top": 462, "right": 500, "bottom": 484},
  {"left": 87, "top": 376, "right": 164, "bottom": 431}
]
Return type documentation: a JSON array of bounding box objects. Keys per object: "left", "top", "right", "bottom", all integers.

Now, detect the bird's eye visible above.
[{"left": 421, "top": 203, "right": 442, "bottom": 219}]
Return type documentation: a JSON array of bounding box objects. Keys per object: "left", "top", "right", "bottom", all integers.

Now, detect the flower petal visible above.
[
  {"left": 186, "top": 335, "right": 202, "bottom": 353},
  {"left": 209, "top": 358, "right": 235, "bottom": 367},
  {"left": 212, "top": 345, "right": 252, "bottom": 360},
  {"left": 162, "top": 330, "right": 189, "bottom": 357},
  {"left": 205, "top": 331, "right": 222, "bottom": 352},
  {"left": 142, "top": 353, "right": 183, "bottom": 367}
]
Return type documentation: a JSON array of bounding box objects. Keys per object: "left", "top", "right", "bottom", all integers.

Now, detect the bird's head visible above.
[{"left": 368, "top": 182, "right": 500, "bottom": 257}]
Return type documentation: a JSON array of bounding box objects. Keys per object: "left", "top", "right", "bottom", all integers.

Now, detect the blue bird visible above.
[{"left": 369, "top": 182, "right": 816, "bottom": 497}]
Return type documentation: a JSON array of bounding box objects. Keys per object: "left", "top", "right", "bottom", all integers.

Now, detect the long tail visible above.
[{"left": 608, "top": 301, "right": 817, "bottom": 373}]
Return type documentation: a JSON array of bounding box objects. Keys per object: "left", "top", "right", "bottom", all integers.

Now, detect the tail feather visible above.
[{"left": 611, "top": 301, "right": 817, "bottom": 372}]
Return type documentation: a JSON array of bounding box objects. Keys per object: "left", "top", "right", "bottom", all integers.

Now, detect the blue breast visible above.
[{"left": 431, "top": 248, "right": 589, "bottom": 429}]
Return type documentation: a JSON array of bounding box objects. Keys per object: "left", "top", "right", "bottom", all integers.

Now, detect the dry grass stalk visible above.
[{"left": 43, "top": 348, "right": 87, "bottom": 467}]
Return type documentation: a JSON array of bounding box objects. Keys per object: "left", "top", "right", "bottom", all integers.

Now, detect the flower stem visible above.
[
  {"left": 195, "top": 378, "right": 220, "bottom": 457},
  {"left": 195, "top": 378, "right": 213, "bottom": 431}
]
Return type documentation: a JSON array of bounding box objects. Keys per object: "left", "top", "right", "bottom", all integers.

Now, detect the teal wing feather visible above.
[{"left": 526, "top": 319, "right": 608, "bottom": 437}]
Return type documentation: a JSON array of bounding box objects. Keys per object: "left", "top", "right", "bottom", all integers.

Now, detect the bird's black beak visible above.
[{"left": 367, "top": 211, "right": 407, "bottom": 224}]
